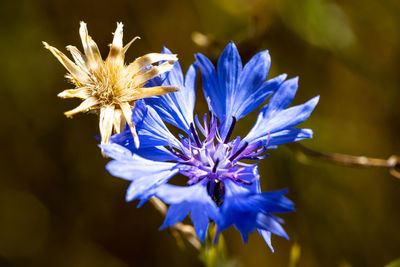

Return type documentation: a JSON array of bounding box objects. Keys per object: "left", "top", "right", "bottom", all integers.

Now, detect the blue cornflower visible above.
[{"left": 102, "top": 42, "right": 319, "bottom": 251}]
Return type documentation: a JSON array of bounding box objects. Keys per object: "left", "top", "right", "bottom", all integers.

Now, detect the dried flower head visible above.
[{"left": 43, "top": 22, "right": 179, "bottom": 147}]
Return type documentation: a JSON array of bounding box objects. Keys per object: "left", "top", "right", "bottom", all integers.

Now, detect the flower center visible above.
[
  {"left": 168, "top": 113, "right": 268, "bottom": 202},
  {"left": 86, "top": 65, "right": 125, "bottom": 105}
]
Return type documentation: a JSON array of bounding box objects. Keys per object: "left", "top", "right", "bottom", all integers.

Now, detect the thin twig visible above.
[
  {"left": 149, "top": 197, "right": 201, "bottom": 250},
  {"left": 287, "top": 143, "right": 400, "bottom": 179}
]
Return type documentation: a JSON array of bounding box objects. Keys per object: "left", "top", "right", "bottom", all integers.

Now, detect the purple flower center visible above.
[{"left": 167, "top": 113, "right": 269, "bottom": 204}]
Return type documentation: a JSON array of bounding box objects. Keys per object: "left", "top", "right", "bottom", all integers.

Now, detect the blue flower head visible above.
[{"left": 102, "top": 42, "right": 319, "bottom": 251}]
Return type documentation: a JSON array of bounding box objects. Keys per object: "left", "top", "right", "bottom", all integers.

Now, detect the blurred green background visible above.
[{"left": 1, "top": 0, "right": 400, "bottom": 266}]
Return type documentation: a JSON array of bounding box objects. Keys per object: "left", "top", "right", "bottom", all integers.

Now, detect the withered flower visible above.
[{"left": 43, "top": 22, "right": 178, "bottom": 147}]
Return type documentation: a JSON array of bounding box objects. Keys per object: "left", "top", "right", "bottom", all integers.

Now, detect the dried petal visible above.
[
  {"left": 99, "top": 105, "right": 116, "bottom": 143},
  {"left": 64, "top": 97, "right": 98, "bottom": 117},
  {"left": 132, "top": 61, "right": 176, "bottom": 87},
  {"left": 43, "top": 42, "right": 88, "bottom": 82},
  {"left": 127, "top": 53, "right": 178, "bottom": 75},
  {"left": 112, "top": 109, "right": 125, "bottom": 134},
  {"left": 79, "top": 21, "right": 103, "bottom": 69},
  {"left": 119, "top": 102, "right": 139, "bottom": 148},
  {"left": 58, "top": 87, "right": 91, "bottom": 99}
]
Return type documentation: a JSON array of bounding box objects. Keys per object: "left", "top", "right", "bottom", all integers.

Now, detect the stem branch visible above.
[{"left": 287, "top": 143, "right": 400, "bottom": 179}]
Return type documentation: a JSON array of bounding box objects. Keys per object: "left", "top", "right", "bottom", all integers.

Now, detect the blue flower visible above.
[{"left": 103, "top": 42, "right": 319, "bottom": 250}]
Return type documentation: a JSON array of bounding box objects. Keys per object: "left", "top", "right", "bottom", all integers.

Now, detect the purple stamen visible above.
[
  {"left": 195, "top": 114, "right": 207, "bottom": 137},
  {"left": 205, "top": 115, "right": 218, "bottom": 143},
  {"left": 245, "top": 146, "right": 268, "bottom": 158},
  {"left": 224, "top": 116, "right": 237, "bottom": 144},
  {"left": 241, "top": 153, "right": 269, "bottom": 160},
  {"left": 233, "top": 178, "right": 253, "bottom": 185},
  {"left": 212, "top": 158, "right": 220, "bottom": 173},
  {"left": 167, "top": 146, "right": 190, "bottom": 161},
  {"left": 190, "top": 123, "right": 202, "bottom": 147},
  {"left": 229, "top": 142, "right": 249, "bottom": 161},
  {"left": 230, "top": 136, "right": 241, "bottom": 152},
  {"left": 208, "top": 111, "right": 214, "bottom": 132},
  {"left": 203, "top": 113, "right": 209, "bottom": 136}
]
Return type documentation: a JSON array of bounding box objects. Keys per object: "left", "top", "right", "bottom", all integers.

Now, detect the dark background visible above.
[{"left": 1, "top": 0, "right": 400, "bottom": 266}]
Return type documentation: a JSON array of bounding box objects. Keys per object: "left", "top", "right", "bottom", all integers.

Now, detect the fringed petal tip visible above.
[
  {"left": 112, "top": 22, "right": 124, "bottom": 48},
  {"left": 160, "top": 47, "right": 179, "bottom": 62},
  {"left": 79, "top": 21, "right": 88, "bottom": 41},
  {"left": 42, "top": 41, "right": 51, "bottom": 49},
  {"left": 163, "top": 86, "right": 180, "bottom": 93},
  {"left": 57, "top": 91, "right": 69, "bottom": 98},
  {"left": 57, "top": 88, "right": 90, "bottom": 99}
]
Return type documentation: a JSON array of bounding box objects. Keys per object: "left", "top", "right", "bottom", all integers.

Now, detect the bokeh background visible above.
[{"left": 1, "top": 0, "right": 400, "bottom": 266}]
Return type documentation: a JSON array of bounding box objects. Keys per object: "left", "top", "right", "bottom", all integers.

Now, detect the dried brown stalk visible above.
[{"left": 287, "top": 143, "right": 400, "bottom": 179}]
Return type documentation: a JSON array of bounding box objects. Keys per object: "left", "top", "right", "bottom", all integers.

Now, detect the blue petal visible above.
[
  {"left": 133, "top": 146, "right": 178, "bottom": 161},
  {"left": 146, "top": 75, "right": 164, "bottom": 88},
  {"left": 132, "top": 100, "right": 180, "bottom": 148},
  {"left": 124, "top": 168, "right": 179, "bottom": 201},
  {"left": 110, "top": 132, "right": 177, "bottom": 161},
  {"left": 250, "top": 190, "right": 295, "bottom": 214},
  {"left": 256, "top": 213, "right": 289, "bottom": 240},
  {"left": 262, "top": 95, "right": 319, "bottom": 133},
  {"left": 160, "top": 202, "right": 191, "bottom": 228},
  {"left": 234, "top": 74, "right": 287, "bottom": 120},
  {"left": 234, "top": 211, "right": 257, "bottom": 243},
  {"left": 161, "top": 47, "right": 184, "bottom": 85},
  {"left": 247, "top": 128, "right": 313, "bottom": 146},
  {"left": 260, "top": 77, "right": 300, "bottom": 120},
  {"left": 258, "top": 230, "right": 274, "bottom": 252},
  {"left": 245, "top": 96, "right": 319, "bottom": 143},
  {"left": 217, "top": 180, "right": 255, "bottom": 236},
  {"left": 145, "top": 48, "right": 196, "bottom": 133},
  {"left": 191, "top": 205, "right": 212, "bottom": 242},
  {"left": 237, "top": 50, "right": 271, "bottom": 97},
  {"left": 194, "top": 53, "right": 225, "bottom": 119},
  {"left": 156, "top": 182, "right": 219, "bottom": 242},
  {"left": 268, "top": 129, "right": 313, "bottom": 146},
  {"left": 217, "top": 179, "right": 293, "bottom": 250},
  {"left": 230, "top": 166, "right": 261, "bottom": 193},
  {"left": 105, "top": 150, "right": 177, "bottom": 181},
  {"left": 100, "top": 143, "right": 133, "bottom": 161},
  {"left": 196, "top": 43, "right": 291, "bottom": 139},
  {"left": 102, "top": 144, "right": 179, "bottom": 201},
  {"left": 217, "top": 41, "right": 242, "bottom": 117}
]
